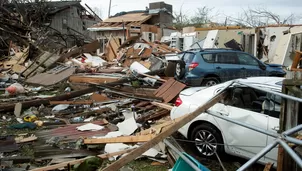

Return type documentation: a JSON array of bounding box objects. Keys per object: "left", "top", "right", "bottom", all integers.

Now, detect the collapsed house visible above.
[
  {"left": 88, "top": 2, "right": 176, "bottom": 53},
  {"left": 0, "top": 0, "right": 101, "bottom": 55},
  {"left": 164, "top": 25, "right": 302, "bottom": 67}
]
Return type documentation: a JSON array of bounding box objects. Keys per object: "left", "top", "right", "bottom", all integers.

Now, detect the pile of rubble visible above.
[{"left": 0, "top": 34, "right": 188, "bottom": 170}]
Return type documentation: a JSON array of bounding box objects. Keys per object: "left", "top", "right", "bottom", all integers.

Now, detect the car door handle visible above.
[
  {"left": 216, "top": 67, "right": 221, "bottom": 69},
  {"left": 271, "top": 126, "right": 279, "bottom": 131},
  {"left": 218, "top": 111, "right": 229, "bottom": 116}
]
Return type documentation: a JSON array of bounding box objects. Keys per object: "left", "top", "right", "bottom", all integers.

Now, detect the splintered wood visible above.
[
  {"left": 84, "top": 134, "right": 156, "bottom": 144},
  {"left": 154, "top": 78, "right": 186, "bottom": 102}
]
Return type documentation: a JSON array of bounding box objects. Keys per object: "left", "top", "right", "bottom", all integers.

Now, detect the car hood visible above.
[
  {"left": 266, "top": 63, "right": 282, "bottom": 67},
  {"left": 180, "top": 87, "right": 207, "bottom": 96}
]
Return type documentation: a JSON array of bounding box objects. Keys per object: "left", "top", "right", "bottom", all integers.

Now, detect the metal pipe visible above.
[
  {"left": 164, "top": 139, "right": 201, "bottom": 171},
  {"left": 278, "top": 139, "right": 302, "bottom": 168},
  {"left": 206, "top": 111, "right": 279, "bottom": 138},
  {"left": 284, "top": 136, "right": 302, "bottom": 146},
  {"left": 235, "top": 81, "right": 302, "bottom": 103},
  {"left": 283, "top": 124, "right": 302, "bottom": 136},
  {"left": 237, "top": 140, "right": 279, "bottom": 171}
]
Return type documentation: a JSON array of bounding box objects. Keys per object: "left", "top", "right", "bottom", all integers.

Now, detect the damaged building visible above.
[
  {"left": 1, "top": 0, "right": 101, "bottom": 52},
  {"left": 88, "top": 2, "right": 176, "bottom": 53}
]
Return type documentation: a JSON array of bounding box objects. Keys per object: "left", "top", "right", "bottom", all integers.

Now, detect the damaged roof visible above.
[{"left": 90, "top": 12, "right": 152, "bottom": 29}]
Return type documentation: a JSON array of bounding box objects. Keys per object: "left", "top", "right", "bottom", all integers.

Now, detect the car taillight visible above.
[
  {"left": 175, "top": 97, "right": 182, "bottom": 107},
  {"left": 189, "top": 62, "right": 199, "bottom": 71}
]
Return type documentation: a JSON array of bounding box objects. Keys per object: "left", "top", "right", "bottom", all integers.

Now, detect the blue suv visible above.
[{"left": 174, "top": 49, "right": 286, "bottom": 86}]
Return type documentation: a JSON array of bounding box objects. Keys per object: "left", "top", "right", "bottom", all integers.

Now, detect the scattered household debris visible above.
[{"left": 0, "top": 2, "right": 300, "bottom": 170}]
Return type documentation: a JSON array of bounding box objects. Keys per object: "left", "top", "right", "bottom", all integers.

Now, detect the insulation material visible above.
[
  {"left": 117, "top": 116, "right": 138, "bottom": 135},
  {"left": 76, "top": 123, "right": 104, "bottom": 131}
]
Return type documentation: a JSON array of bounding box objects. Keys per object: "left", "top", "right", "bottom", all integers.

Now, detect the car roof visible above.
[
  {"left": 235, "top": 77, "right": 284, "bottom": 88},
  {"left": 180, "top": 77, "right": 283, "bottom": 96},
  {"left": 184, "top": 48, "right": 241, "bottom": 54}
]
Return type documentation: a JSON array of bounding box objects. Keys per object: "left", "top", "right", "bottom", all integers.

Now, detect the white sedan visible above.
[{"left": 171, "top": 77, "right": 283, "bottom": 165}]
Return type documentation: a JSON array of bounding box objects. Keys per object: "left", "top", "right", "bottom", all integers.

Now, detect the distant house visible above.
[
  {"left": 4, "top": 0, "right": 102, "bottom": 46},
  {"left": 88, "top": 2, "right": 176, "bottom": 52}
]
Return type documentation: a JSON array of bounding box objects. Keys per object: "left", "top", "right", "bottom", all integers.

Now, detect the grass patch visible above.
[{"left": 126, "top": 159, "right": 169, "bottom": 171}]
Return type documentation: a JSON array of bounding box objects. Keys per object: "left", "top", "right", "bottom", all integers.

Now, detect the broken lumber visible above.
[
  {"left": 154, "top": 78, "right": 186, "bottom": 103},
  {"left": 0, "top": 69, "right": 165, "bottom": 112},
  {"left": 102, "top": 89, "right": 228, "bottom": 171},
  {"left": 84, "top": 134, "right": 156, "bottom": 144},
  {"left": 31, "top": 148, "right": 135, "bottom": 171},
  {"left": 138, "top": 73, "right": 167, "bottom": 82},
  {"left": 49, "top": 100, "right": 94, "bottom": 105},
  {"left": 0, "top": 87, "right": 97, "bottom": 112},
  {"left": 151, "top": 102, "right": 173, "bottom": 111},
  {"left": 69, "top": 75, "right": 120, "bottom": 84}
]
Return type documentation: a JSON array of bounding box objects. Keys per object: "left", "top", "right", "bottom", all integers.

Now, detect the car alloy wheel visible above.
[
  {"left": 205, "top": 80, "right": 217, "bottom": 86},
  {"left": 194, "top": 130, "right": 218, "bottom": 156}
]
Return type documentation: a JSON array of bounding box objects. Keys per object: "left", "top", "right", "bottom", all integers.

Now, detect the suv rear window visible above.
[
  {"left": 183, "top": 53, "right": 195, "bottom": 63},
  {"left": 202, "top": 54, "right": 215, "bottom": 63}
]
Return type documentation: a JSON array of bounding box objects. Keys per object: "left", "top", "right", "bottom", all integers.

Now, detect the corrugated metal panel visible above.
[{"left": 36, "top": 121, "right": 116, "bottom": 141}]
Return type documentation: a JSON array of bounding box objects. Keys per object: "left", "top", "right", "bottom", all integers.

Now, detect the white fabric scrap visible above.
[{"left": 76, "top": 123, "right": 104, "bottom": 131}]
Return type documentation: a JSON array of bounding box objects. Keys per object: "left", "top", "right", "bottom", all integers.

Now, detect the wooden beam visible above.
[
  {"left": 263, "top": 162, "right": 273, "bottom": 171},
  {"left": 50, "top": 100, "right": 94, "bottom": 105},
  {"left": 138, "top": 73, "right": 167, "bottom": 82},
  {"left": 290, "top": 51, "right": 302, "bottom": 71},
  {"left": 102, "top": 90, "right": 228, "bottom": 171},
  {"left": 30, "top": 148, "right": 135, "bottom": 171},
  {"left": 151, "top": 102, "right": 173, "bottom": 111},
  {"left": 84, "top": 134, "right": 156, "bottom": 144},
  {"left": 69, "top": 75, "right": 120, "bottom": 84}
]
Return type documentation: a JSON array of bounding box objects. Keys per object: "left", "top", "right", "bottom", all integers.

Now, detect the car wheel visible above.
[
  {"left": 201, "top": 77, "right": 220, "bottom": 86},
  {"left": 175, "top": 60, "right": 186, "bottom": 79},
  {"left": 190, "top": 124, "right": 224, "bottom": 158}
]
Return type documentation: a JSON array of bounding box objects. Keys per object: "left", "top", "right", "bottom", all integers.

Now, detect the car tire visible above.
[
  {"left": 175, "top": 60, "right": 186, "bottom": 79},
  {"left": 190, "top": 124, "right": 224, "bottom": 158},
  {"left": 201, "top": 77, "right": 220, "bottom": 86}
]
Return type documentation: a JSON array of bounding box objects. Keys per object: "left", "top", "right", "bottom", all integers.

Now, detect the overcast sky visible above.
[{"left": 81, "top": 0, "right": 302, "bottom": 23}]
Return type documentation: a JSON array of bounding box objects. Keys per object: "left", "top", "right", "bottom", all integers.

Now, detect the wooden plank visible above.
[
  {"left": 102, "top": 90, "right": 228, "bottom": 171},
  {"left": 162, "top": 81, "right": 186, "bottom": 102},
  {"left": 69, "top": 75, "right": 120, "bottom": 84},
  {"left": 151, "top": 102, "right": 173, "bottom": 111},
  {"left": 30, "top": 148, "right": 135, "bottom": 171},
  {"left": 91, "top": 93, "right": 110, "bottom": 102},
  {"left": 263, "top": 162, "right": 273, "bottom": 171},
  {"left": 49, "top": 100, "right": 93, "bottom": 105},
  {"left": 291, "top": 51, "right": 302, "bottom": 70},
  {"left": 25, "top": 67, "right": 75, "bottom": 86},
  {"left": 139, "top": 73, "right": 167, "bottom": 82},
  {"left": 154, "top": 78, "right": 175, "bottom": 96},
  {"left": 137, "top": 109, "right": 170, "bottom": 122},
  {"left": 84, "top": 134, "right": 156, "bottom": 144}
]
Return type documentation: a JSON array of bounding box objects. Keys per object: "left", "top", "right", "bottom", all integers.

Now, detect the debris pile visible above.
[{"left": 0, "top": 27, "right": 187, "bottom": 170}]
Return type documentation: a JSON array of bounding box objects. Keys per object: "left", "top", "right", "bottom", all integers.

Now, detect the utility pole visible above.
[{"left": 108, "top": 0, "right": 112, "bottom": 18}]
